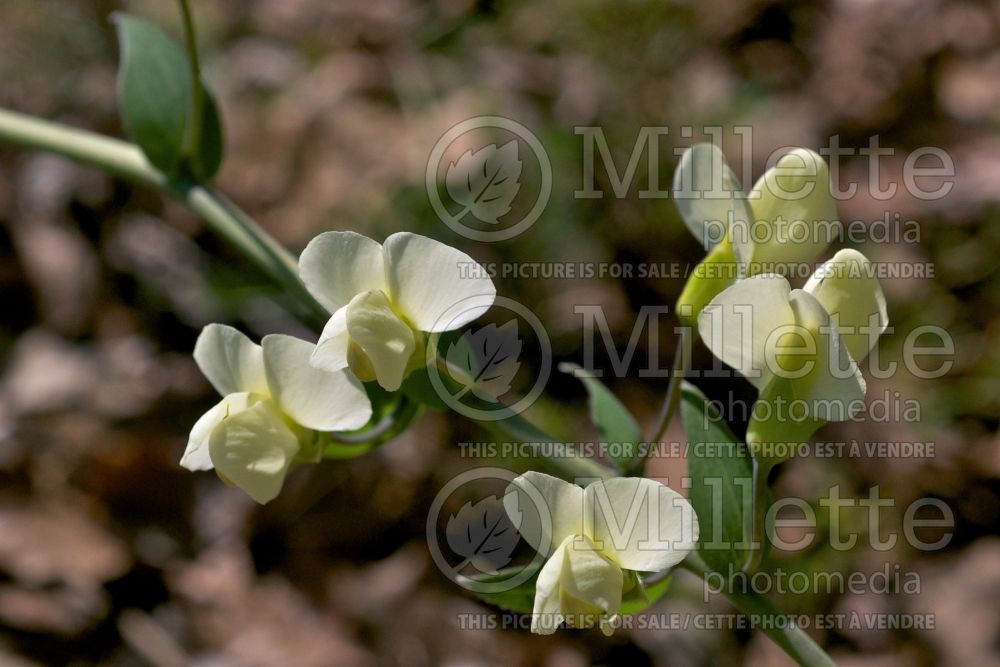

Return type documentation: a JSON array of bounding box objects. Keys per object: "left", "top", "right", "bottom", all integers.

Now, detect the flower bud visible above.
[{"left": 746, "top": 148, "right": 838, "bottom": 274}]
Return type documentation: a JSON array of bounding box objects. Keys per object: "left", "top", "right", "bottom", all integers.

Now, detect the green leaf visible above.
[
  {"left": 680, "top": 381, "right": 753, "bottom": 574},
  {"left": 458, "top": 565, "right": 540, "bottom": 614},
  {"left": 114, "top": 13, "right": 224, "bottom": 180},
  {"left": 559, "top": 362, "right": 644, "bottom": 471},
  {"left": 192, "top": 83, "right": 225, "bottom": 180}
]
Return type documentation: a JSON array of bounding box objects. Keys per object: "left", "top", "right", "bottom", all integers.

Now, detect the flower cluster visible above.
[
  {"left": 181, "top": 232, "right": 496, "bottom": 502},
  {"left": 673, "top": 144, "right": 888, "bottom": 460},
  {"left": 504, "top": 472, "right": 699, "bottom": 635}
]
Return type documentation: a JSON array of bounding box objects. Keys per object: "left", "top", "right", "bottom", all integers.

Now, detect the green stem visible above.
[
  {"left": 742, "top": 456, "right": 774, "bottom": 574},
  {"left": 177, "top": 0, "right": 204, "bottom": 160},
  {"left": 332, "top": 395, "right": 421, "bottom": 445},
  {"left": 633, "top": 323, "right": 692, "bottom": 475},
  {"left": 681, "top": 554, "right": 837, "bottom": 667},
  {"left": 0, "top": 108, "right": 329, "bottom": 329},
  {"left": 435, "top": 356, "right": 616, "bottom": 482}
]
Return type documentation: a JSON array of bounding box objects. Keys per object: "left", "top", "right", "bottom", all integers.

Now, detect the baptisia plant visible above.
[
  {"left": 697, "top": 249, "right": 888, "bottom": 463},
  {"left": 503, "top": 472, "right": 699, "bottom": 635},
  {"left": 674, "top": 144, "right": 839, "bottom": 325},
  {"left": 299, "top": 231, "right": 497, "bottom": 391},
  {"left": 180, "top": 324, "right": 373, "bottom": 503}
]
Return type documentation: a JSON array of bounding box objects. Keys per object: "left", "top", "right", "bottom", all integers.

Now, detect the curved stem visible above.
[
  {"left": 631, "top": 323, "right": 691, "bottom": 474},
  {"left": 681, "top": 554, "right": 837, "bottom": 667},
  {"left": 0, "top": 108, "right": 329, "bottom": 329},
  {"left": 332, "top": 395, "right": 420, "bottom": 445},
  {"left": 177, "top": 0, "right": 204, "bottom": 160}
]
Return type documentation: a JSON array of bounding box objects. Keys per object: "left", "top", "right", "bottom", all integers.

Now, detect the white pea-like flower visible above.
[
  {"left": 299, "top": 231, "right": 497, "bottom": 391},
  {"left": 180, "top": 324, "right": 373, "bottom": 504},
  {"left": 697, "top": 249, "right": 888, "bottom": 452},
  {"left": 673, "top": 143, "right": 838, "bottom": 275},
  {"left": 503, "top": 472, "right": 699, "bottom": 635}
]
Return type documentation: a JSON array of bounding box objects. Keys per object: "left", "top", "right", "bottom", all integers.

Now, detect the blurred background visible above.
[{"left": 0, "top": 0, "right": 998, "bottom": 665}]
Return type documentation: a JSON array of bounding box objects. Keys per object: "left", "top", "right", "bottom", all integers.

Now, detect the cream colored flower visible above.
[
  {"left": 504, "top": 472, "right": 699, "bottom": 635},
  {"left": 299, "top": 232, "right": 496, "bottom": 391},
  {"left": 180, "top": 324, "right": 372, "bottom": 503},
  {"left": 673, "top": 143, "right": 838, "bottom": 276},
  {"left": 697, "top": 249, "right": 888, "bottom": 455}
]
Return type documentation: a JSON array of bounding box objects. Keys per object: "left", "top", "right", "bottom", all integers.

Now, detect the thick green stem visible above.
[
  {"left": 0, "top": 108, "right": 329, "bottom": 329},
  {"left": 682, "top": 554, "right": 837, "bottom": 667}
]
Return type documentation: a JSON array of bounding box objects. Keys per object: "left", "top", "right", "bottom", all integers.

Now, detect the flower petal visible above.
[
  {"left": 698, "top": 274, "right": 796, "bottom": 390},
  {"left": 748, "top": 148, "right": 837, "bottom": 271},
  {"left": 193, "top": 324, "right": 268, "bottom": 396},
  {"left": 584, "top": 478, "right": 699, "bottom": 572},
  {"left": 503, "top": 471, "right": 584, "bottom": 557},
  {"left": 299, "top": 231, "right": 387, "bottom": 313},
  {"left": 262, "top": 334, "right": 372, "bottom": 431},
  {"left": 672, "top": 143, "right": 753, "bottom": 265},
  {"left": 345, "top": 290, "right": 416, "bottom": 391},
  {"left": 208, "top": 399, "right": 300, "bottom": 504},
  {"left": 530, "top": 537, "right": 570, "bottom": 635},
  {"left": 383, "top": 232, "right": 496, "bottom": 332},
  {"left": 181, "top": 391, "right": 258, "bottom": 471},
  {"left": 529, "top": 535, "right": 624, "bottom": 635},
  {"left": 804, "top": 249, "right": 888, "bottom": 363},
  {"left": 311, "top": 306, "right": 350, "bottom": 373},
  {"left": 788, "top": 290, "right": 867, "bottom": 421},
  {"left": 559, "top": 536, "right": 624, "bottom": 627}
]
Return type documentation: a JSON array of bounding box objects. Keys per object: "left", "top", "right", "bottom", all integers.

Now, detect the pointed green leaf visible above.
[
  {"left": 114, "top": 13, "right": 224, "bottom": 181},
  {"left": 559, "top": 362, "right": 644, "bottom": 471},
  {"left": 680, "top": 381, "right": 754, "bottom": 574},
  {"left": 193, "top": 83, "right": 224, "bottom": 180},
  {"left": 463, "top": 567, "right": 672, "bottom": 616},
  {"left": 114, "top": 14, "right": 189, "bottom": 174}
]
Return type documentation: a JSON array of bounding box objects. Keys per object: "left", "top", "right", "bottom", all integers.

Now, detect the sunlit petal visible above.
[
  {"left": 383, "top": 232, "right": 496, "bottom": 332},
  {"left": 262, "top": 334, "right": 372, "bottom": 432},
  {"left": 193, "top": 324, "right": 267, "bottom": 396},
  {"left": 299, "top": 231, "right": 387, "bottom": 313}
]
